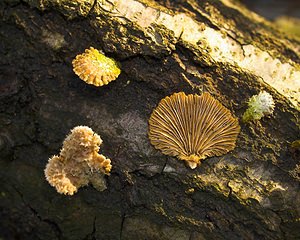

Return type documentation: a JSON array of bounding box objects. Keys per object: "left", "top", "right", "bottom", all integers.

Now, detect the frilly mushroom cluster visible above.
[
  {"left": 148, "top": 92, "right": 240, "bottom": 169},
  {"left": 72, "top": 47, "right": 121, "bottom": 87},
  {"left": 242, "top": 91, "right": 275, "bottom": 122},
  {"left": 44, "top": 126, "right": 112, "bottom": 195}
]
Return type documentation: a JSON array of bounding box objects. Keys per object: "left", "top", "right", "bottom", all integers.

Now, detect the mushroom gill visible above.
[
  {"left": 72, "top": 47, "right": 121, "bottom": 87},
  {"left": 148, "top": 92, "right": 240, "bottom": 169}
]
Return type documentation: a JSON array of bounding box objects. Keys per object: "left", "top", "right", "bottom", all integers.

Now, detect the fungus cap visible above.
[
  {"left": 148, "top": 92, "right": 240, "bottom": 169},
  {"left": 72, "top": 47, "right": 121, "bottom": 87}
]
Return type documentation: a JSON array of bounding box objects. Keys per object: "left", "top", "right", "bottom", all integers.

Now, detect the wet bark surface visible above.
[{"left": 0, "top": 0, "right": 300, "bottom": 239}]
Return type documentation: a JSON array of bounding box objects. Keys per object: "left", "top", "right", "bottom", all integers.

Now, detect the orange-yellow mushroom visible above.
[
  {"left": 148, "top": 92, "right": 240, "bottom": 169},
  {"left": 45, "top": 126, "right": 112, "bottom": 195},
  {"left": 72, "top": 47, "right": 121, "bottom": 87}
]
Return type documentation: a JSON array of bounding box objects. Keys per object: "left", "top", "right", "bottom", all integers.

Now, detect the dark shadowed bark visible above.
[{"left": 0, "top": 0, "right": 300, "bottom": 239}]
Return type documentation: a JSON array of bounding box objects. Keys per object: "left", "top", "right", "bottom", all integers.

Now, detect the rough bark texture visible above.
[{"left": 0, "top": 0, "right": 300, "bottom": 239}]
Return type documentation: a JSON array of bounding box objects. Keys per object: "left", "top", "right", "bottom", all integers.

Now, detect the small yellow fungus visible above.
[
  {"left": 148, "top": 92, "right": 240, "bottom": 169},
  {"left": 44, "top": 126, "right": 112, "bottom": 195},
  {"left": 72, "top": 47, "right": 121, "bottom": 87}
]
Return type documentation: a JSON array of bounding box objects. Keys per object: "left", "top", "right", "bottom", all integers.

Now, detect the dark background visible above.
[{"left": 242, "top": 0, "right": 300, "bottom": 20}]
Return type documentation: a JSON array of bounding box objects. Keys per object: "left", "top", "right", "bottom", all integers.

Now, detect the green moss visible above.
[
  {"left": 242, "top": 91, "right": 275, "bottom": 123},
  {"left": 242, "top": 107, "right": 264, "bottom": 122},
  {"left": 93, "top": 50, "right": 121, "bottom": 77}
]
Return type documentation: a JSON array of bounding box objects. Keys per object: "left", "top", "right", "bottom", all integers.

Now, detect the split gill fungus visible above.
[
  {"left": 148, "top": 92, "right": 240, "bottom": 169},
  {"left": 44, "top": 126, "right": 112, "bottom": 195},
  {"left": 72, "top": 47, "right": 121, "bottom": 87}
]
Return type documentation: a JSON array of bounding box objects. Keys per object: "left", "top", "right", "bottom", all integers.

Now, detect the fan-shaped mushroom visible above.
[{"left": 148, "top": 92, "right": 240, "bottom": 169}]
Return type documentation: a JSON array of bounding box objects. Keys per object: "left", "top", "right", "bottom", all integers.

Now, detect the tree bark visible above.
[{"left": 0, "top": 0, "right": 300, "bottom": 239}]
